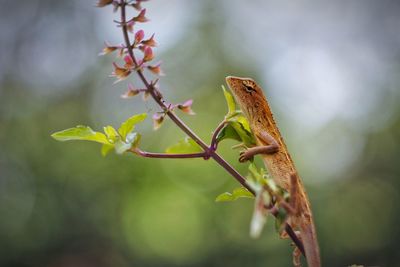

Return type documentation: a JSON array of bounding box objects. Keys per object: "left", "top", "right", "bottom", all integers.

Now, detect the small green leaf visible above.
[
  {"left": 234, "top": 115, "right": 252, "bottom": 134},
  {"left": 217, "top": 86, "right": 256, "bottom": 147},
  {"left": 232, "top": 187, "right": 254, "bottom": 199},
  {"left": 216, "top": 124, "right": 241, "bottom": 144},
  {"left": 126, "top": 132, "right": 141, "bottom": 148},
  {"left": 248, "top": 162, "right": 265, "bottom": 183},
  {"left": 103, "top": 125, "right": 119, "bottom": 143},
  {"left": 215, "top": 117, "right": 255, "bottom": 147},
  {"left": 118, "top": 113, "right": 147, "bottom": 141},
  {"left": 230, "top": 117, "right": 255, "bottom": 146},
  {"left": 215, "top": 187, "right": 254, "bottom": 202},
  {"left": 51, "top": 126, "right": 109, "bottom": 144},
  {"left": 165, "top": 137, "right": 202, "bottom": 154},
  {"left": 114, "top": 140, "right": 132, "bottom": 154},
  {"left": 222, "top": 85, "right": 236, "bottom": 117},
  {"left": 215, "top": 192, "right": 234, "bottom": 202},
  {"left": 101, "top": 144, "right": 114, "bottom": 156},
  {"left": 101, "top": 132, "right": 141, "bottom": 156}
]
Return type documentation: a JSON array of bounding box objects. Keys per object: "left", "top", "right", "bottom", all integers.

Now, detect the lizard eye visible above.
[{"left": 244, "top": 85, "right": 256, "bottom": 93}]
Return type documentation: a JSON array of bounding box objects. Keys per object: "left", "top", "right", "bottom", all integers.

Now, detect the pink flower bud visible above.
[
  {"left": 135, "top": 30, "right": 145, "bottom": 44},
  {"left": 143, "top": 46, "right": 154, "bottom": 62},
  {"left": 152, "top": 112, "right": 165, "bottom": 130},
  {"left": 133, "top": 9, "right": 149, "bottom": 23},
  {"left": 98, "top": 41, "right": 120, "bottom": 56},
  {"left": 127, "top": 20, "right": 135, "bottom": 33},
  {"left": 141, "top": 33, "right": 157, "bottom": 47},
  {"left": 124, "top": 55, "right": 135, "bottom": 69},
  {"left": 110, "top": 62, "right": 131, "bottom": 84},
  {"left": 177, "top": 99, "right": 195, "bottom": 115},
  {"left": 121, "top": 89, "right": 140, "bottom": 99},
  {"left": 147, "top": 62, "right": 164, "bottom": 76}
]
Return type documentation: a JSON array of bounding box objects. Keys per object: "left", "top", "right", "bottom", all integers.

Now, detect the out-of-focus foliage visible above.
[
  {"left": 1, "top": 1, "right": 400, "bottom": 267},
  {"left": 165, "top": 137, "right": 202, "bottom": 154}
]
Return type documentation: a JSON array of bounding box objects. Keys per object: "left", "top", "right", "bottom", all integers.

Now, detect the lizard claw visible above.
[{"left": 239, "top": 149, "right": 253, "bottom": 162}]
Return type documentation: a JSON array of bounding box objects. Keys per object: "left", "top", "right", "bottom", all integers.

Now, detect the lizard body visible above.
[{"left": 226, "top": 76, "right": 321, "bottom": 267}]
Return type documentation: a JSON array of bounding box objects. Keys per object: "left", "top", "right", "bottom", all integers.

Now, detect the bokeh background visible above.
[{"left": 1, "top": 0, "right": 400, "bottom": 266}]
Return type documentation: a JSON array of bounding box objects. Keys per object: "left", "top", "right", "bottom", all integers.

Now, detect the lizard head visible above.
[{"left": 225, "top": 76, "right": 266, "bottom": 121}]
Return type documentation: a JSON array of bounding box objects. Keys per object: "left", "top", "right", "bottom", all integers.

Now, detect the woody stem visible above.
[{"left": 131, "top": 148, "right": 209, "bottom": 159}]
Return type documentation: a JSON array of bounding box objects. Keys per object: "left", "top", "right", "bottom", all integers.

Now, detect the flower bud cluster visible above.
[
  {"left": 98, "top": 0, "right": 162, "bottom": 84},
  {"left": 98, "top": 0, "right": 194, "bottom": 130}
]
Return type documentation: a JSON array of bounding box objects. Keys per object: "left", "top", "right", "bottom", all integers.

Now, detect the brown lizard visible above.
[{"left": 226, "top": 76, "right": 321, "bottom": 267}]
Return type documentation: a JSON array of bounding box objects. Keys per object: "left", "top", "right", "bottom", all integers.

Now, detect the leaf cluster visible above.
[{"left": 51, "top": 113, "right": 147, "bottom": 156}]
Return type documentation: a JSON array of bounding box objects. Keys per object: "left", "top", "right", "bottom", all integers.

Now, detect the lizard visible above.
[{"left": 225, "top": 76, "right": 321, "bottom": 267}]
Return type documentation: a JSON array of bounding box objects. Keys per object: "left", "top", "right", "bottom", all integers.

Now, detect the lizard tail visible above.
[{"left": 300, "top": 222, "right": 321, "bottom": 267}]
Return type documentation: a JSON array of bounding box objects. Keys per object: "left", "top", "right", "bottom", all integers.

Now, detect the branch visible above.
[
  {"left": 119, "top": 0, "right": 249, "bottom": 193},
  {"left": 131, "top": 148, "right": 208, "bottom": 159},
  {"left": 210, "top": 120, "right": 227, "bottom": 151},
  {"left": 118, "top": 0, "right": 305, "bottom": 257}
]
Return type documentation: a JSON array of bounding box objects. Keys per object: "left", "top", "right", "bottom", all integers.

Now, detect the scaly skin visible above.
[{"left": 226, "top": 76, "right": 321, "bottom": 267}]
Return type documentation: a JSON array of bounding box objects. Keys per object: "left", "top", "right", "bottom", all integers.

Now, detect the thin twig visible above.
[
  {"left": 131, "top": 148, "right": 208, "bottom": 159},
  {"left": 210, "top": 120, "right": 227, "bottom": 151}
]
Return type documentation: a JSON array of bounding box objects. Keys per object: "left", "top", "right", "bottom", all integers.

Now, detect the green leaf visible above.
[
  {"left": 114, "top": 140, "right": 133, "bottom": 154},
  {"left": 215, "top": 187, "right": 254, "bottom": 202},
  {"left": 217, "top": 86, "right": 256, "bottom": 147},
  {"left": 118, "top": 113, "right": 147, "bottom": 141},
  {"left": 246, "top": 163, "right": 273, "bottom": 194},
  {"left": 248, "top": 162, "right": 265, "bottom": 183},
  {"left": 230, "top": 117, "right": 255, "bottom": 146},
  {"left": 101, "top": 132, "right": 141, "bottom": 156},
  {"left": 234, "top": 115, "right": 252, "bottom": 134},
  {"left": 216, "top": 124, "right": 242, "bottom": 144},
  {"left": 126, "top": 132, "right": 141, "bottom": 147},
  {"left": 51, "top": 125, "right": 109, "bottom": 144},
  {"left": 215, "top": 117, "right": 255, "bottom": 147},
  {"left": 165, "top": 137, "right": 202, "bottom": 154},
  {"left": 103, "top": 125, "right": 119, "bottom": 143},
  {"left": 101, "top": 144, "right": 114, "bottom": 156},
  {"left": 222, "top": 85, "right": 236, "bottom": 117}
]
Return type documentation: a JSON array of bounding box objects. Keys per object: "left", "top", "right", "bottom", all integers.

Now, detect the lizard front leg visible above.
[{"left": 239, "top": 131, "right": 279, "bottom": 162}]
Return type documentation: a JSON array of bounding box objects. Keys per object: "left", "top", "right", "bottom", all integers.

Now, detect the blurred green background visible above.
[{"left": 1, "top": 0, "right": 400, "bottom": 266}]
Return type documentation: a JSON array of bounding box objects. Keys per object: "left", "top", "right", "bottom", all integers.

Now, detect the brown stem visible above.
[
  {"left": 131, "top": 148, "right": 208, "bottom": 159},
  {"left": 118, "top": 0, "right": 304, "bottom": 257},
  {"left": 210, "top": 120, "right": 227, "bottom": 151},
  {"left": 268, "top": 206, "right": 305, "bottom": 256}
]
